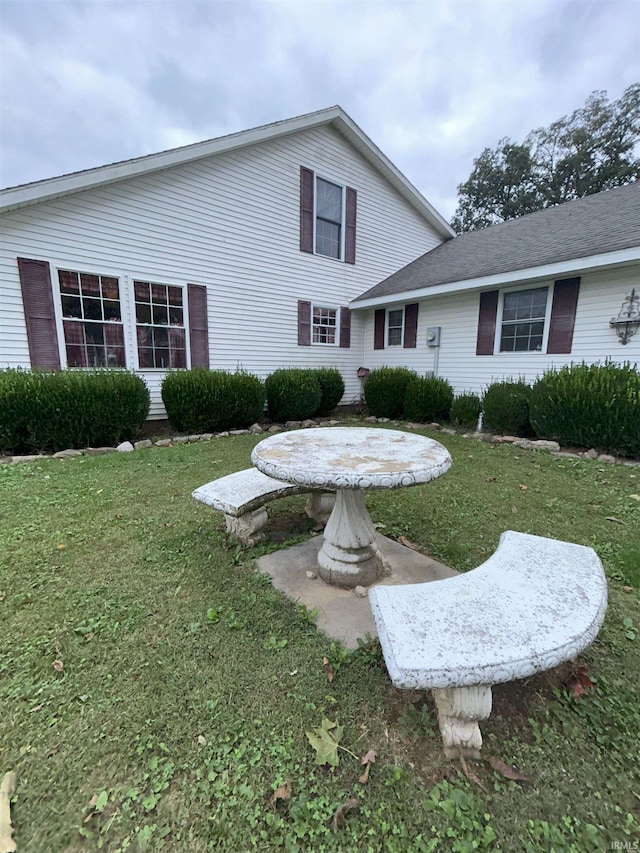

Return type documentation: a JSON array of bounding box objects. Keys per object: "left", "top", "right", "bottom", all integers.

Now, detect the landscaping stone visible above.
[
  {"left": 10, "top": 455, "right": 43, "bottom": 464},
  {"left": 200, "top": 433, "right": 214, "bottom": 441},
  {"left": 404, "top": 422, "right": 424, "bottom": 430},
  {"left": 154, "top": 439, "right": 173, "bottom": 447},
  {"left": 585, "top": 448, "right": 600, "bottom": 459},
  {"left": 230, "top": 429, "right": 250, "bottom": 436},
  {"left": 116, "top": 441, "right": 135, "bottom": 452},
  {"left": 440, "top": 427, "right": 456, "bottom": 435},
  {"left": 597, "top": 454, "right": 617, "bottom": 464},
  {"left": 249, "top": 423, "right": 264, "bottom": 433},
  {"left": 284, "top": 421, "right": 302, "bottom": 429},
  {"left": 552, "top": 451, "right": 582, "bottom": 459},
  {"left": 364, "top": 416, "right": 378, "bottom": 423},
  {"left": 134, "top": 439, "right": 153, "bottom": 450},
  {"left": 173, "top": 436, "right": 190, "bottom": 444},
  {"left": 301, "top": 419, "right": 316, "bottom": 428},
  {"left": 513, "top": 439, "right": 560, "bottom": 451},
  {"left": 53, "top": 449, "right": 83, "bottom": 458},
  {"left": 0, "top": 456, "right": 12, "bottom": 465},
  {"left": 216, "top": 431, "right": 230, "bottom": 438},
  {"left": 86, "top": 447, "right": 117, "bottom": 455},
  {"left": 267, "top": 425, "right": 283, "bottom": 433},
  {"left": 492, "top": 435, "right": 519, "bottom": 443}
]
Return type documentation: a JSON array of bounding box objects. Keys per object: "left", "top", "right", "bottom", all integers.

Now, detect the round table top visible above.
[{"left": 251, "top": 427, "right": 452, "bottom": 490}]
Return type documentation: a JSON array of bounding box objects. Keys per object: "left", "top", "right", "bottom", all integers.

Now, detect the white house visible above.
[
  {"left": 0, "top": 107, "right": 453, "bottom": 417},
  {"left": 352, "top": 182, "right": 640, "bottom": 395}
]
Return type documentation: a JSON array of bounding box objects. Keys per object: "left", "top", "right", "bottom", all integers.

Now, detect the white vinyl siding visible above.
[{"left": 0, "top": 124, "right": 444, "bottom": 416}]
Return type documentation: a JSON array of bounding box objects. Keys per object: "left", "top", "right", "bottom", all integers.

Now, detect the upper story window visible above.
[
  {"left": 300, "top": 167, "right": 357, "bottom": 264},
  {"left": 134, "top": 281, "right": 186, "bottom": 369},
  {"left": 58, "top": 269, "right": 126, "bottom": 367},
  {"left": 312, "top": 305, "right": 338, "bottom": 344},
  {"left": 499, "top": 287, "right": 549, "bottom": 352},
  {"left": 315, "top": 178, "right": 343, "bottom": 259},
  {"left": 387, "top": 308, "right": 404, "bottom": 346}
]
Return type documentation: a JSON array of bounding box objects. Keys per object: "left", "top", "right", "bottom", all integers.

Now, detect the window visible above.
[
  {"left": 315, "top": 178, "right": 343, "bottom": 259},
  {"left": 387, "top": 309, "right": 404, "bottom": 346},
  {"left": 312, "top": 305, "right": 338, "bottom": 344},
  {"left": 499, "top": 287, "right": 548, "bottom": 352},
  {"left": 134, "top": 280, "right": 186, "bottom": 368},
  {"left": 58, "top": 269, "right": 126, "bottom": 367}
]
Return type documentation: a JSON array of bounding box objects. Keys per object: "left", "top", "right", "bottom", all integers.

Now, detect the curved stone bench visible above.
[
  {"left": 368, "top": 530, "right": 608, "bottom": 758},
  {"left": 192, "top": 468, "right": 334, "bottom": 546}
]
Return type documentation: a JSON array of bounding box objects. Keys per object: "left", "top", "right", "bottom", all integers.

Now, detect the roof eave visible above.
[{"left": 350, "top": 246, "right": 640, "bottom": 309}]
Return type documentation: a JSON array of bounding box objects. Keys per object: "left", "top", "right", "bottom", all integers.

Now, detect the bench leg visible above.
[
  {"left": 225, "top": 508, "right": 268, "bottom": 547},
  {"left": 305, "top": 492, "right": 335, "bottom": 525},
  {"left": 432, "top": 685, "right": 493, "bottom": 759}
]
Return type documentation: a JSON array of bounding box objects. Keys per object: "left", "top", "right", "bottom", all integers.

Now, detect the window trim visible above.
[
  {"left": 131, "top": 277, "right": 190, "bottom": 371},
  {"left": 494, "top": 284, "right": 552, "bottom": 354},
  {"left": 387, "top": 307, "right": 404, "bottom": 347},
  {"left": 311, "top": 303, "right": 340, "bottom": 346},
  {"left": 314, "top": 174, "right": 346, "bottom": 261}
]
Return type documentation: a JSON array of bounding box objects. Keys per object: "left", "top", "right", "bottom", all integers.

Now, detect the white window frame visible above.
[
  {"left": 130, "top": 277, "right": 190, "bottom": 371},
  {"left": 52, "top": 262, "right": 128, "bottom": 369},
  {"left": 313, "top": 174, "right": 345, "bottom": 261},
  {"left": 387, "top": 307, "right": 404, "bottom": 347},
  {"left": 311, "top": 304, "right": 339, "bottom": 346},
  {"left": 495, "top": 283, "right": 553, "bottom": 354}
]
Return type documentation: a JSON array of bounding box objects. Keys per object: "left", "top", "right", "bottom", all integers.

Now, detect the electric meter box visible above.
[{"left": 426, "top": 326, "right": 441, "bottom": 347}]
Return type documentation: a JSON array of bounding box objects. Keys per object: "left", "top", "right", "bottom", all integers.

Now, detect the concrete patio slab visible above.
[{"left": 255, "top": 533, "right": 457, "bottom": 649}]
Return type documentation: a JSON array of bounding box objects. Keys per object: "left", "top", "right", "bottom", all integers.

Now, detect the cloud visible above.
[{"left": 1, "top": 0, "right": 638, "bottom": 221}]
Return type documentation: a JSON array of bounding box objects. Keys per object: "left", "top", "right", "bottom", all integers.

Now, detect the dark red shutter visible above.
[
  {"left": 476, "top": 290, "right": 499, "bottom": 355},
  {"left": 17, "top": 257, "right": 61, "bottom": 369},
  {"left": 298, "top": 300, "right": 311, "bottom": 346},
  {"left": 374, "top": 309, "right": 385, "bottom": 350},
  {"left": 187, "top": 283, "right": 209, "bottom": 368},
  {"left": 339, "top": 307, "right": 351, "bottom": 348},
  {"left": 403, "top": 303, "right": 419, "bottom": 348},
  {"left": 300, "top": 167, "right": 314, "bottom": 254},
  {"left": 345, "top": 187, "right": 357, "bottom": 265},
  {"left": 547, "top": 277, "right": 580, "bottom": 354}
]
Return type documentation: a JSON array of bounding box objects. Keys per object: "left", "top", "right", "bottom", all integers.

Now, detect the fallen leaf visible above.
[
  {"left": 511, "top": 506, "right": 518, "bottom": 514},
  {"left": 623, "top": 586, "right": 632, "bottom": 593},
  {"left": 397, "top": 535, "right": 419, "bottom": 550},
  {"left": 306, "top": 718, "right": 343, "bottom": 767},
  {"left": 485, "top": 755, "right": 532, "bottom": 782},
  {"left": 460, "top": 754, "right": 488, "bottom": 792},
  {"left": 96, "top": 489, "right": 103, "bottom": 494},
  {"left": 518, "top": 484, "right": 528, "bottom": 490},
  {"left": 605, "top": 517, "right": 624, "bottom": 524},
  {"left": 270, "top": 782, "right": 292, "bottom": 806},
  {"left": 358, "top": 749, "right": 377, "bottom": 784},
  {"left": 566, "top": 665, "right": 593, "bottom": 699},
  {"left": 0, "top": 771, "right": 17, "bottom": 853},
  {"left": 52, "top": 659, "right": 64, "bottom": 671},
  {"left": 197, "top": 735, "right": 207, "bottom": 746},
  {"left": 332, "top": 797, "right": 359, "bottom": 832},
  {"left": 486, "top": 476, "right": 497, "bottom": 482},
  {"left": 57, "top": 544, "right": 66, "bottom": 550},
  {"left": 46, "top": 745, "right": 60, "bottom": 758},
  {"left": 629, "top": 494, "right": 640, "bottom": 501},
  {"left": 322, "top": 657, "right": 335, "bottom": 683},
  {"left": 28, "top": 704, "right": 43, "bottom": 713}
]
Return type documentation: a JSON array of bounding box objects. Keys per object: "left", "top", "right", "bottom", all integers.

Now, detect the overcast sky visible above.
[{"left": 1, "top": 0, "right": 639, "bottom": 221}]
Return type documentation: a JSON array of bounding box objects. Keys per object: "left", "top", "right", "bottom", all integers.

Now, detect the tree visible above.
[{"left": 452, "top": 83, "right": 640, "bottom": 233}]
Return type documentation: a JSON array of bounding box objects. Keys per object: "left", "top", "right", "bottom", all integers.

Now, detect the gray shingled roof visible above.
[{"left": 354, "top": 181, "right": 640, "bottom": 303}]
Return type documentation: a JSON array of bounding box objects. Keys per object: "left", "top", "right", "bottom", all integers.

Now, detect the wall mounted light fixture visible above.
[{"left": 610, "top": 288, "right": 640, "bottom": 345}]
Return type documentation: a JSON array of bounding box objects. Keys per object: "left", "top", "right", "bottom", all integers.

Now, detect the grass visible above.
[{"left": 1, "top": 427, "right": 639, "bottom": 852}]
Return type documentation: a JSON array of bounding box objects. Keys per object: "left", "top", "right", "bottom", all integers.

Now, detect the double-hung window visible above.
[
  {"left": 387, "top": 309, "right": 404, "bottom": 346},
  {"left": 312, "top": 305, "right": 338, "bottom": 344},
  {"left": 499, "top": 287, "right": 548, "bottom": 352},
  {"left": 315, "top": 178, "right": 343, "bottom": 260},
  {"left": 134, "top": 281, "right": 186, "bottom": 368},
  {"left": 58, "top": 269, "right": 126, "bottom": 367}
]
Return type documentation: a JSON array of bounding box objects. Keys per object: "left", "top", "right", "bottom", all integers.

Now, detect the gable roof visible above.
[
  {"left": 0, "top": 106, "right": 454, "bottom": 238},
  {"left": 353, "top": 181, "right": 640, "bottom": 306}
]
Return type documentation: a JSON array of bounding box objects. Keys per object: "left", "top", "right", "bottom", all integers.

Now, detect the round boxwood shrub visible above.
[
  {"left": 482, "top": 380, "right": 533, "bottom": 436},
  {"left": 530, "top": 361, "right": 640, "bottom": 458},
  {"left": 364, "top": 367, "right": 418, "bottom": 419},
  {"left": 0, "top": 368, "right": 150, "bottom": 453},
  {"left": 265, "top": 368, "right": 321, "bottom": 422},
  {"left": 161, "top": 369, "right": 264, "bottom": 433},
  {"left": 313, "top": 367, "right": 345, "bottom": 417},
  {"left": 450, "top": 393, "right": 482, "bottom": 428},
  {"left": 404, "top": 376, "right": 454, "bottom": 423}
]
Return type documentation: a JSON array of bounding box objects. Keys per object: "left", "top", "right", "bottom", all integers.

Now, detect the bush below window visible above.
[
  {"left": 161, "top": 369, "right": 264, "bottom": 434},
  {"left": 404, "top": 376, "right": 454, "bottom": 423},
  {"left": 313, "top": 368, "right": 345, "bottom": 416},
  {"left": 364, "top": 367, "right": 418, "bottom": 419},
  {"left": 265, "top": 369, "right": 321, "bottom": 422},
  {"left": 482, "top": 380, "right": 533, "bottom": 436},
  {"left": 450, "top": 393, "right": 482, "bottom": 428}
]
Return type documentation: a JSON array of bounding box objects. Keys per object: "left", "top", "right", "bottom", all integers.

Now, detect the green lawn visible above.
[{"left": 1, "top": 427, "right": 639, "bottom": 852}]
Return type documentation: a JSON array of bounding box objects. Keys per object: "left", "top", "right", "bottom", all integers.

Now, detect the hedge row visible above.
[{"left": 0, "top": 369, "right": 150, "bottom": 454}]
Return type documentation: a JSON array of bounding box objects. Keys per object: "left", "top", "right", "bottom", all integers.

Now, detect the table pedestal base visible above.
[{"left": 317, "top": 490, "right": 385, "bottom": 588}]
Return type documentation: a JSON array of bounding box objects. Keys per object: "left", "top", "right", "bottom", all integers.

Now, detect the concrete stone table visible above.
[{"left": 251, "top": 427, "right": 451, "bottom": 588}]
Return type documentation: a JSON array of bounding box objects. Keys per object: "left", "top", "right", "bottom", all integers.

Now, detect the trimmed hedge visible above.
[
  {"left": 161, "top": 369, "right": 264, "bottom": 433},
  {"left": 404, "top": 376, "right": 454, "bottom": 423},
  {"left": 313, "top": 368, "right": 345, "bottom": 417},
  {"left": 450, "top": 393, "right": 482, "bottom": 428},
  {"left": 530, "top": 361, "right": 640, "bottom": 458},
  {"left": 482, "top": 380, "right": 533, "bottom": 436},
  {"left": 265, "top": 369, "right": 321, "bottom": 422},
  {"left": 0, "top": 369, "right": 150, "bottom": 453},
  {"left": 364, "top": 367, "right": 418, "bottom": 418}
]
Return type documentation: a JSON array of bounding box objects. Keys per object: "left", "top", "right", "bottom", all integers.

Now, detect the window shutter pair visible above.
[
  {"left": 300, "top": 167, "right": 357, "bottom": 264},
  {"left": 297, "top": 300, "right": 351, "bottom": 348},
  {"left": 373, "top": 304, "right": 419, "bottom": 350},
  {"left": 16, "top": 257, "right": 209, "bottom": 370},
  {"left": 475, "top": 278, "right": 580, "bottom": 355}
]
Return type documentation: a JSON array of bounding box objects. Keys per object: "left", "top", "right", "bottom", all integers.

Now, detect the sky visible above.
[{"left": 1, "top": 0, "right": 639, "bottom": 222}]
